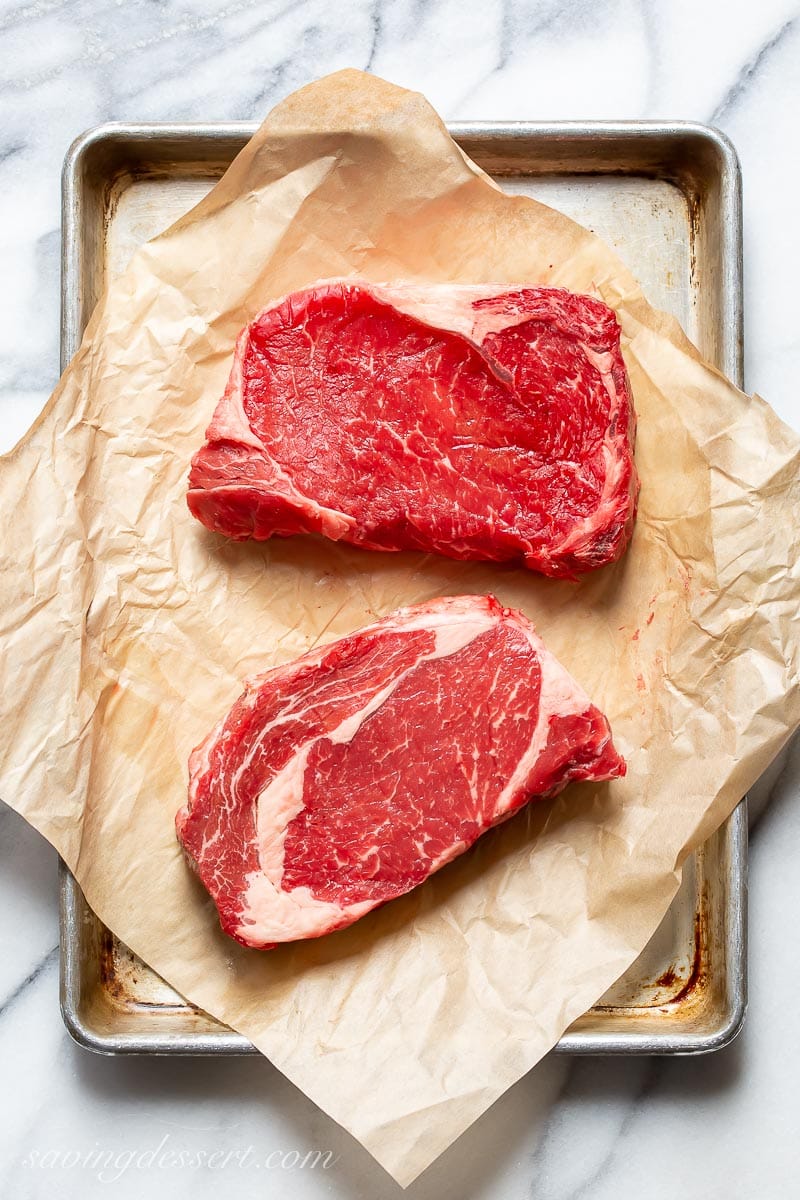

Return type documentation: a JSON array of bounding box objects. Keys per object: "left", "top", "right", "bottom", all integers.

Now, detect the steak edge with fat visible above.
[
  {"left": 188, "top": 281, "right": 638, "bottom": 578},
  {"left": 176, "top": 595, "right": 626, "bottom": 949}
]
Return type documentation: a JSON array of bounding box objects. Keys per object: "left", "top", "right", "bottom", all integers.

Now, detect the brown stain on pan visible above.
[
  {"left": 685, "top": 187, "right": 701, "bottom": 285},
  {"left": 98, "top": 929, "right": 127, "bottom": 1003},
  {"left": 653, "top": 966, "right": 678, "bottom": 990},
  {"left": 593, "top": 898, "right": 709, "bottom": 1017},
  {"left": 98, "top": 929, "right": 194, "bottom": 1014},
  {"left": 662, "top": 908, "right": 708, "bottom": 1009}
]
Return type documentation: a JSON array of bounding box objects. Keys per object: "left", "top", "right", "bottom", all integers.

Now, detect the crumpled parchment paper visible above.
[{"left": 1, "top": 70, "right": 798, "bottom": 1187}]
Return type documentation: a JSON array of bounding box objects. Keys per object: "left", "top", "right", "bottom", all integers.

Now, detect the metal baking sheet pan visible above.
[{"left": 59, "top": 120, "right": 747, "bottom": 1056}]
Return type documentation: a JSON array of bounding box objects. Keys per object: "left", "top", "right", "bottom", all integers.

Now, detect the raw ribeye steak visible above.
[
  {"left": 176, "top": 595, "right": 625, "bottom": 949},
  {"left": 187, "top": 281, "right": 638, "bottom": 578}
]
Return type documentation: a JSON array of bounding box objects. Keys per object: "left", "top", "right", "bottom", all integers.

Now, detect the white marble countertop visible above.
[{"left": 2, "top": 1, "right": 799, "bottom": 1196}]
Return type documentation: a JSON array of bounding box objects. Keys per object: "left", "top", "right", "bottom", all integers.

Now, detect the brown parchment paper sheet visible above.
[{"left": 1, "top": 70, "right": 799, "bottom": 1186}]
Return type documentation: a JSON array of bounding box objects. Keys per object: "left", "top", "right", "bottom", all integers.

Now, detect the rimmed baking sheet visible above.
[{"left": 59, "top": 120, "right": 747, "bottom": 1056}]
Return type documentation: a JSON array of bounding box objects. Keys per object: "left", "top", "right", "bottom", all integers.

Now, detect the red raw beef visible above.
[
  {"left": 187, "top": 281, "right": 638, "bottom": 578},
  {"left": 176, "top": 595, "right": 625, "bottom": 949}
]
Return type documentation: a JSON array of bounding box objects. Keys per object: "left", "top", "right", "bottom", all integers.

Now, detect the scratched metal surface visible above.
[{"left": 59, "top": 122, "right": 746, "bottom": 1055}]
